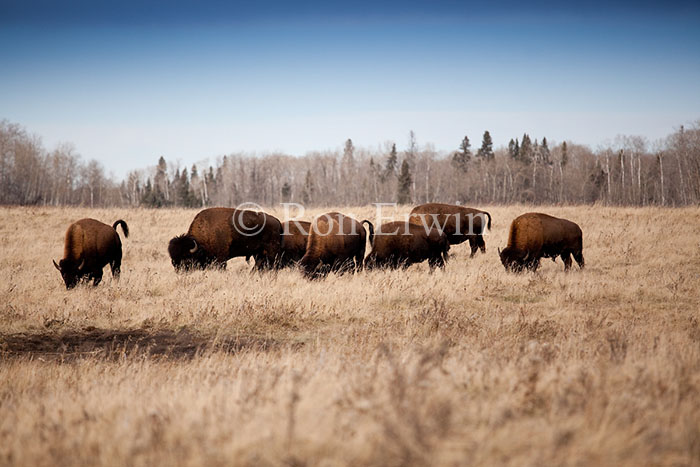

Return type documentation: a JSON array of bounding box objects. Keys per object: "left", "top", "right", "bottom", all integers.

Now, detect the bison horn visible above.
[
  {"left": 498, "top": 247, "right": 502, "bottom": 255},
  {"left": 189, "top": 239, "right": 198, "bottom": 254},
  {"left": 53, "top": 260, "right": 61, "bottom": 271},
  {"left": 77, "top": 259, "right": 85, "bottom": 270}
]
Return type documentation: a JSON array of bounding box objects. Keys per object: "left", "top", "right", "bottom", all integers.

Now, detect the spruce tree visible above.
[
  {"left": 561, "top": 141, "right": 568, "bottom": 167},
  {"left": 178, "top": 167, "right": 193, "bottom": 207},
  {"left": 302, "top": 170, "right": 314, "bottom": 205},
  {"left": 452, "top": 135, "right": 471, "bottom": 172},
  {"left": 541, "top": 137, "right": 552, "bottom": 165},
  {"left": 141, "top": 178, "right": 162, "bottom": 207},
  {"left": 172, "top": 168, "right": 182, "bottom": 205},
  {"left": 397, "top": 159, "right": 412, "bottom": 204},
  {"left": 520, "top": 134, "right": 532, "bottom": 164},
  {"left": 154, "top": 156, "right": 169, "bottom": 203},
  {"left": 281, "top": 181, "right": 292, "bottom": 201},
  {"left": 508, "top": 138, "right": 520, "bottom": 160},
  {"left": 383, "top": 143, "right": 398, "bottom": 181},
  {"left": 190, "top": 164, "right": 201, "bottom": 206},
  {"left": 477, "top": 131, "right": 494, "bottom": 160}
]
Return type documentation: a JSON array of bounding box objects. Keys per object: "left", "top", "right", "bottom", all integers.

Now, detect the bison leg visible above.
[
  {"left": 354, "top": 252, "right": 365, "bottom": 273},
  {"left": 91, "top": 269, "right": 103, "bottom": 287},
  {"left": 573, "top": 251, "right": 585, "bottom": 269},
  {"left": 110, "top": 258, "right": 121, "bottom": 281},
  {"left": 476, "top": 235, "right": 486, "bottom": 254},
  {"left": 428, "top": 254, "right": 444, "bottom": 270},
  {"left": 561, "top": 252, "right": 573, "bottom": 271},
  {"left": 529, "top": 258, "right": 541, "bottom": 272},
  {"left": 468, "top": 238, "right": 478, "bottom": 258}
]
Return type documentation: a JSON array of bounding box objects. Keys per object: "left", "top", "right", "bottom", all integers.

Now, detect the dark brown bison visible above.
[
  {"left": 409, "top": 203, "right": 491, "bottom": 257},
  {"left": 299, "top": 212, "right": 373, "bottom": 278},
  {"left": 364, "top": 221, "right": 449, "bottom": 270},
  {"left": 168, "top": 207, "right": 282, "bottom": 272},
  {"left": 499, "top": 212, "right": 584, "bottom": 272},
  {"left": 53, "top": 219, "right": 129, "bottom": 289},
  {"left": 278, "top": 220, "right": 311, "bottom": 267}
]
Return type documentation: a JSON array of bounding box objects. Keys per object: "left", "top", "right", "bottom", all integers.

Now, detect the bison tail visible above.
[
  {"left": 113, "top": 220, "right": 129, "bottom": 238},
  {"left": 362, "top": 220, "right": 375, "bottom": 247},
  {"left": 486, "top": 212, "right": 492, "bottom": 232}
]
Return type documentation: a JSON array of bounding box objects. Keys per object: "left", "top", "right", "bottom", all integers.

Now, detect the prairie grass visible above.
[{"left": 1, "top": 204, "right": 699, "bottom": 466}]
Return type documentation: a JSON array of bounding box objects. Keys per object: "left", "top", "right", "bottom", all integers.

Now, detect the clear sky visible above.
[{"left": 1, "top": 0, "right": 699, "bottom": 177}]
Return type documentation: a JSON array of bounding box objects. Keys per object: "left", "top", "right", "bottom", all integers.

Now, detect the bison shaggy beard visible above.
[
  {"left": 498, "top": 246, "right": 533, "bottom": 272},
  {"left": 168, "top": 235, "right": 217, "bottom": 272}
]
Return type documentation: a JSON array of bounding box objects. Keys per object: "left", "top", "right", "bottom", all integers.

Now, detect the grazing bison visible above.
[
  {"left": 168, "top": 207, "right": 282, "bottom": 272},
  {"left": 499, "top": 212, "right": 584, "bottom": 272},
  {"left": 409, "top": 203, "right": 491, "bottom": 257},
  {"left": 53, "top": 219, "right": 129, "bottom": 289},
  {"left": 277, "top": 220, "right": 311, "bottom": 268},
  {"left": 300, "top": 212, "right": 373, "bottom": 278},
  {"left": 364, "top": 221, "right": 449, "bottom": 270}
]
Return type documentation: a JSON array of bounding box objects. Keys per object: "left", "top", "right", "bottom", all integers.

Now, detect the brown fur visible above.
[
  {"left": 409, "top": 203, "right": 491, "bottom": 257},
  {"left": 169, "top": 207, "right": 282, "bottom": 272},
  {"left": 299, "top": 212, "right": 372, "bottom": 278},
  {"left": 499, "top": 212, "right": 584, "bottom": 272},
  {"left": 364, "top": 221, "right": 449, "bottom": 270},
  {"left": 53, "top": 219, "right": 129, "bottom": 289},
  {"left": 278, "top": 221, "right": 311, "bottom": 267}
]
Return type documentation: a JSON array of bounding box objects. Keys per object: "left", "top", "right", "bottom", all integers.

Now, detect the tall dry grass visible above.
[{"left": 1, "top": 204, "right": 699, "bottom": 466}]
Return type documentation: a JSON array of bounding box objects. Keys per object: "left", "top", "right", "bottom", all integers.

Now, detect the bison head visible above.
[
  {"left": 53, "top": 258, "right": 84, "bottom": 289},
  {"left": 168, "top": 235, "right": 211, "bottom": 272},
  {"left": 498, "top": 246, "right": 528, "bottom": 272}
]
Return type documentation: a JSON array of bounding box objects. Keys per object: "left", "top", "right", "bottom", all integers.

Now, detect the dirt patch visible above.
[{"left": 0, "top": 327, "right": 296, "bottom": 360}]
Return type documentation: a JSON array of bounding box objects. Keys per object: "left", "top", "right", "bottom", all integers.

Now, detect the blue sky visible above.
[{"left": 1, "top": 1, "right": 699, "bottom": 177}]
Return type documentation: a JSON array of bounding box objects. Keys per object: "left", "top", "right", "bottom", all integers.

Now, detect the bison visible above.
[
  {"left": 409, "top": 203, "right": 491, "bottom": 257},
  {"left": 299, "top": 212, "right": 373, "bottom": 278},
  {"left": 364, "top": 221, "right": 449, "bottom": 270},
  {"left": 499, "top": 212, "right": 584, "bottom": 272},
  {"left": 278, "top": 220, "right": 311, "bottom": 268},
  {"left": 168, "top": 207, "right": 282, "bottom": 272},
  {"left": 53, "top": 218, "right": 129, "bottom": 289}
]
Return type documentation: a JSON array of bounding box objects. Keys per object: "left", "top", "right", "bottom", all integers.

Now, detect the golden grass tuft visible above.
[{"left": 1, "top": 204, "right": 700, "bottom": 466}]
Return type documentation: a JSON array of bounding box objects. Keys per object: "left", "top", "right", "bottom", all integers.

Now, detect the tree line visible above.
[{"left": 2, "top": 119, "right": 699, "bottom": 208}]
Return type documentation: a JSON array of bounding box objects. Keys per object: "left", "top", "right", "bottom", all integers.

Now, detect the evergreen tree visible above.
[
  {"left": 154, "top": 156, "right": 169, "bottom": 203},
  {"left": 561, "top": 141, "right": 568, "bottom": 167},
  {"left": 206, "top": 166, "right": 216, "bottom": 203},
  {"left": 406, "top": 131, "right": 417, "bottom": 166},
  {"left": 369, "top": 157, "right": 380, "bottom": 197},
  {"left": 541, "top": 137, "right": 552, "bottom": 165},
  {"left": 172, "top": 168, "right": 182, "bottom": 205},
  {"left": 178, "top": 167, "right": 194, "bottom": 207},
  {"left": 342, "top": 139, "right": 355, "bottom": 176},
  {"left": 383, "top": 143, "right": 398, "bottom": 181},
  {"left": 281, "top": 181, "right": 292, "bottom": 201},
  {"left": 519, "top": 134, "right": 533, "bottom": 164},
  {"left": 343, "top": 138, "right": 355, "bottom": 160},
  {"left": 397, "top": 159, "right": 412, "bottom": 204},
  {"left": 302, "top": 170, "right": 314, "bottom": 205},
  {"left": 476, "top": 131, "right": 494, "bottom": 160},
  {"left": 588, "top": 159, "right": 607, "bottom": 200},
  {"left": 508, "top": 138, "right": 520, "bottom": 160},
  {"left": 190, "top": 164, "right": 201, "bottom": 206},
  {"left": 141, "top": 178, "right": 162, "bottom": 207},
  {"left": 452, "top": 135, "right": 471, "bottom": 172}
]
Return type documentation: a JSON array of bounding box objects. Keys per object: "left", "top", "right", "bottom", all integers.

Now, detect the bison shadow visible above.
[{"left": 0, "top": 326, "right": 300, "bottom": 361}]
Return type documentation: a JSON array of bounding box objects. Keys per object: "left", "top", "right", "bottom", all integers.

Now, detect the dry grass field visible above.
[{"left": 1, "top": 204, "right": 700, "bottom": 466}]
